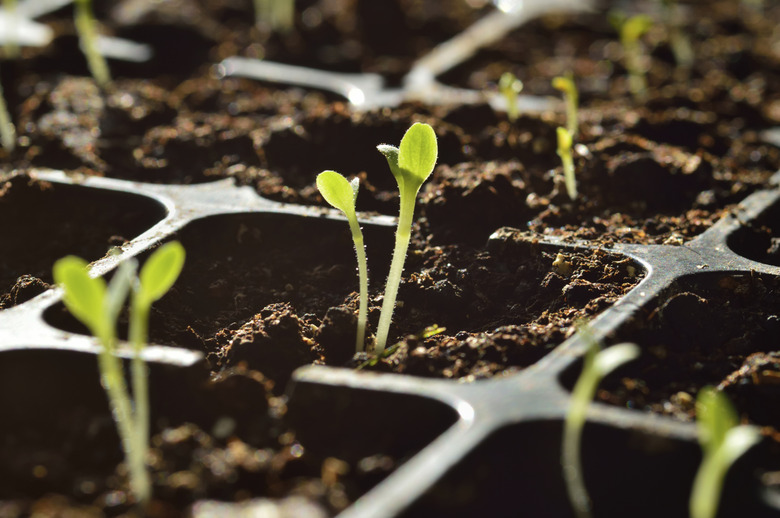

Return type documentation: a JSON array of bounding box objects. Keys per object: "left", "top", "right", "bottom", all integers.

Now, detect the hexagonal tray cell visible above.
[
  {"left": 727, "top": 196, "right": 780, "bottom": 267},
  {"left": 0, "top": 174, "right": 166, "bottom": 308},
  {"left": 0, "top": 347, "right": 457, "bottom": 515}
]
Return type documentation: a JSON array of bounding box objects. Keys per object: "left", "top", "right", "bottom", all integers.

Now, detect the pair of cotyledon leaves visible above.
[
  {"left": 53, "top": 242, "right": 186, "bottom": 342},
  {"left": 317, "top": 122, "right": 438, "bottom": 215}
]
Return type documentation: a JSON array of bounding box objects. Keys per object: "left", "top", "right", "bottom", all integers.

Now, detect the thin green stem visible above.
[
  {"left": 128, "top": 299, "right": 151, "bottom": 505},
  {"left": 562, "top": 151, "right": 577, "bottom": 200},
  {"left": 0, "top": 72, "right": 15, "bottom": 152},
  {"left": 375, "top": 192, "right": 415, "bottom": 354},
  {"left": 3, "top": 0, "right": 19, "bottom": 58},
  {"left": 74, "top": 0, "right": 110, "bottom": 88},
  {"left": 562, "top": 350, "right": 598, "bottom": 518},
  {"left": 347, "top": 216, "right": 368, "bottom": 352}
]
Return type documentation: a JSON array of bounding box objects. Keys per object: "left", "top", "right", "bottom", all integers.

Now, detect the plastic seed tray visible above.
[{"left": 1, "top": 164, "right": 779, "bottom": 517}]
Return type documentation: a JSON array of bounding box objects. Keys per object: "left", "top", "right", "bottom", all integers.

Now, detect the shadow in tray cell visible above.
[
  {"left": 0, "top": 175, "right": 166, "bottom": 308},
  {"left": 727, "top": 198, "right": 780, "bottom": 266}
]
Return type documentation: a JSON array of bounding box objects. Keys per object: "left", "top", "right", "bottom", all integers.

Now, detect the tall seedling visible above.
[
  {"left": 375, "top": 122, "right": 437, "bottom": 354},
  {"left": 53, "top": 242, "right": 185, "bottom": 506},
  {"left": 74, "top": 0, "right": 110, "bottom": 88},
  {"left": 316, "top": 171, "right": 369, "bottom": 352}
]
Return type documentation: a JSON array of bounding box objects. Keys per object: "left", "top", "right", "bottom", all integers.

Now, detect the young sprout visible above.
[
  {"left": 552, "top": 74, "right": 579, "bottom": 138},
  {"left": 0, "top": 68, "right": 15, "bottom": 151},
  {"left": 53, "top": 242, "right": 185, "bottom": 507},
  {"left": 690, "top": 387, "right": 761, "bottom": 518},
  {"left": 74, "top": 0, "right": 110, "bottom": 88},
  {"left": 374, "top": 122, "right": 438, "bottom": 355},
  {"left": 498, "top": 72, "right": 523, "bottom": 122},
  {"left": 659, "top": 0, "right": 694, "bottom": 69},
  {"left": 613, "top": 13, "right": 653, "bottom": 100},
  {"left": 562, "top": 326, "right": 640, "bottom": 518},
  {"left": 254, "top": 0, "right": 295, "bottom": 33},
  {"left": 556, "top": 127, "right": 577, "bottom": 200},
  {"left": 316, "top": 170, "right": 368, "bottom": 352}
]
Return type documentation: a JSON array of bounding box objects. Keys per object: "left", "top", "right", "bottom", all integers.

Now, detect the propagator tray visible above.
[{"left": 3, "top": 165, "right": 780, "bottom": 517}]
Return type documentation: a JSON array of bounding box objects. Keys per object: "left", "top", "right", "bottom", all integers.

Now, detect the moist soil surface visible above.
[{"left": 2, "top": 0, "right": 780, "bottom": 515}]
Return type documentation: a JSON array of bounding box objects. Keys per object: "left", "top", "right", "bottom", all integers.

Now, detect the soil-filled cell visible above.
[
  {"left": 399, "top": 419, "right": 776, "bottom": 518},
  {"left": 0, "top": 175, "right": 166, "bottom": 308},
  {"left": 727, "top": 196, "right": 780, "bottom": 266}
]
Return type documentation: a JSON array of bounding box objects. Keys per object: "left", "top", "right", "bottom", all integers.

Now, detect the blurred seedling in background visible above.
[
  {"left": 53, "top": 242, "right": 186, "bottom": 508},
  {"left": 562, "top": 324, "right": 640, "bottom": 518},
  {"left": 0, "top": 73, "right": 14, "bottom": 151},
  {"left": 498, "top": 71, "right": 523, "bottom": 122},
  {"left": 690, "top": 387, "right": 761, "bottom": 518},
  {"left": 659, "top": 0, "right": 693, "bottom": 70},
  {"left": 610, "top": 12, "right": 653, "bottom": 100},
  {"left": 556, "top": 126, "right": 577, "bottom": 200},
  {"left": 552, "top": 74, "right": 578, "bottom": 138},
  {"left": 254, "top": 0, "right": 295, "bottom": 33},
  {"left": 316, "top": 170, "right": 369, "bottom": 352},
  {"left": 375, "top": 122, "right": 438, "bottom": 355},
  {"left": 3, "top": 0, "right": 18, "bottom": 58},
  {"left": 74, "top": 0, "right": 110, "bottom": 88}
]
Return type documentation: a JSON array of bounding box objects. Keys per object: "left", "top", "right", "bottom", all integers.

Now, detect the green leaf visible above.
[
  {"left": 622, "top": 14, "right": 653, "bottom": 43},
  {"left": 53, "top": 255, "right": 106, "bottom": 333},
  {"left": 552, "top": 76, "right": 574, "bottom": 95},
  {"left": 316, "top": 170, "right": 358, "bottom": 217},
  {"left": 696, "top": 387, "right": 739, "bottom": 452},
  {"left": 138, "top": 241, "right": 186, "bottom": 304},
  {"left": 377, "top": 144, "right": 403, "bottom": 191},
  {"left": 397, "top": 122, "right": 437, "bottom": 187},
  {"left": 105, "top": 259, "right": 138, "bottom": 324},
  {"left": 499, "top": 72, "right": 523, "bottom": 94},
  {"left": 594, "top": 343, "right": 640, "bottom": 377}
]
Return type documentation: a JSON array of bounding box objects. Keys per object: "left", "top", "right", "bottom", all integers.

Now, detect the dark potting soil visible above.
[{"left": 1, "top": 0, "right": 780, "bottom": 515}]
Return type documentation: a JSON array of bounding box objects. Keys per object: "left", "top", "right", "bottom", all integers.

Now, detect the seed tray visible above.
[{"left": 1, "top": 164, "right": 779, "bottom": 517}]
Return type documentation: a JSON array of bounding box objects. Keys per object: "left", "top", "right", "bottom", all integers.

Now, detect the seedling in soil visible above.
[
  {"left": 53, "top": 242, "right": 185, "bottom": 507},
  {"left": 74, "top": 0, "right": 110, "bottom": 88},
  {"left": 375, "top": 122, "right": 438, "bottom": 354},
  {"left": 611, "top": 12, "right": 653, "bottom": 100},
  {"left": 254, "top": 0, "right": 295, "bottom": 33},
  {"left": 690, "top": 387, "right": 761, "bottom": 518},
  {"left": 562, "top": 326, "right": 639, "bottom": 518},
  {"left": 552, "top": 74, "right": 578, "bottom": 138},
  {"left": 556, "top": 126, "right": 577, "bottom": 200},
  {"left": 659, "top": 0, "right": 694, "bottom": 69},
  {"left": 498, "top": 72, "right": 523, "bottom": 122},
  {"left": 316, "top": 170, "right": 369, "bottom": 352}
]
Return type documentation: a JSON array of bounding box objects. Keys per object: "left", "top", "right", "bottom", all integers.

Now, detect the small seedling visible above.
[
  {"left": 74, "top": 0, "right": 110, "bottom": 88},
  {"left": 556, "top": 126, "right": 577, "bottom": 200},
  {"left": 316, "top": 170, "right": 369, "bottom": 352},
  {"left": 53, "top": 242, "right": 185, "bottom": 506},
  {"left": 659, "top": 0, "right": 694, "bottom": 69},
  {"left": 690, "top": 387, "right": 761, "bottom": 518},
  {"left": 562, "top": 326, "right": 639, "bottom": 518},
  {"left": 552, "top": 74, "right": 579, "bottom": 138},
  {"left": 254, "top": 0, "right": 295, "bottom": 33},
  {"left": 498, "top": 72, "right": 523, "bottom": 122},
  {"left": 374, "top": 122, "right": 438, "bottom": 354},
  {"left": 611, "top": 13, "right": 653, "bottom": 100}
]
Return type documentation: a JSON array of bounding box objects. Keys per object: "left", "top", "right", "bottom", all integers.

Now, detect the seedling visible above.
[
  {"left": 316, "top": 170, "right": 369, "bottom": 352},
  {"left": 254, "top": 0, "right": 295, "bottom": 33},
  {"left": 74, "top": 0, "right": 110, "bottom": 88},
  {"left": 552, "top": 74, "right": 578, "bottom": 138},
  {"left": 611, "top": 13, "right": 653, "bottom": 100},
  {"left": 375, "top": 122, "right": 438, "bottom": 354},
  {"left": 690, "top": 387, "right": 761, "bottom": 518},
  {"left": 53, "top": 242, "right": 185, "bottom": 506},
  {"left": 659, "top": 0, "right": 693, "bottom": 69},
  {"left": 556, "top": 126, "right": 577, "bottom": 200},
  {"left": 498, "top": 72, "right": 523, "bottom": 122},
  {"left": 562, "top": 326, "right": 639, "bottom": 518}
]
